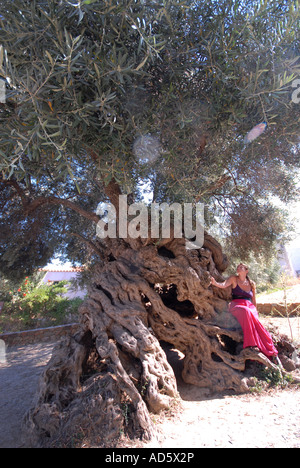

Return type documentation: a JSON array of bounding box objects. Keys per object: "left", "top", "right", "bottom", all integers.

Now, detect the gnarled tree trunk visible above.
[{"left": 23, "top": 229, "right": 280, "bottom": 447}]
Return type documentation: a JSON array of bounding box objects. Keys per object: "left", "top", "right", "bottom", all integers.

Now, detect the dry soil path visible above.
[
  {"left": 0, "top": 341, "right": 55, "bottom": 448},
  {"left": 145, "top": 384, "right": 300, "bottom": 448},
  {"left": 257, "top": 283, "right": 300, "bottom": 304}
]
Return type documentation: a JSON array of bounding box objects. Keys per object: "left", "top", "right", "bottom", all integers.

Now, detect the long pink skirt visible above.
[{"left": 229, "top": 299, "right": 278, "bottom": 357}]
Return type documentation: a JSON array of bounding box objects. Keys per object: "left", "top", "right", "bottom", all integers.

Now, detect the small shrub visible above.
[{"left": 0, "top": 279, "right": 82, "bottom": 332}]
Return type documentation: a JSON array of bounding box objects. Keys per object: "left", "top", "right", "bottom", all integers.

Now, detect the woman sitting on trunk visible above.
[{"left": 210, "top": 263, "right": 278, "bottom": 359}]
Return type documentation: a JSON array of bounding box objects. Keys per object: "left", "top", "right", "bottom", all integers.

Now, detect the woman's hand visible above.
[{"left": 210, "top": 276, "right": 218, "bottom": 286}]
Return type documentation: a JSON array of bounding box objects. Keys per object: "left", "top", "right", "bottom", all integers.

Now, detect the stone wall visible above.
[
  {"left": 257, "top": 303, "right": 300, "bottom": 317},
  {"left": 0, "top": 323, "right": 80, "bottom": 347}
]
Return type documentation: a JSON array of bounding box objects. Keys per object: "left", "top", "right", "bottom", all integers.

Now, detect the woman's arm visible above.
[
  {"left": 210, "top": 275, "right": 235, "bottom": 289},
  {"left": 252, "top": 288, "right": 257, "bottom": 307}
]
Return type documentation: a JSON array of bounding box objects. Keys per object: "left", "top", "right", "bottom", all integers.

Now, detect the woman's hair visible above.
[{"left": 237, "top": 263, "right": 256, "bottom": 292}]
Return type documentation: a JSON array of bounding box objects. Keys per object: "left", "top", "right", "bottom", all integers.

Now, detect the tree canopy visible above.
[{"left": 0, "top": 0, "right": 299, "bottom": 279}]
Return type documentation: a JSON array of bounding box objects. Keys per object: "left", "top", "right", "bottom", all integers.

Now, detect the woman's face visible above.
[{"left": 237, "top": 264, "right": 248, "bottom": 275}]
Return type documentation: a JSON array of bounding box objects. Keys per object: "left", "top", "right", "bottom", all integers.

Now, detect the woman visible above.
[{"left": 210, "top": 263, "right": 278, "bottom": 358}]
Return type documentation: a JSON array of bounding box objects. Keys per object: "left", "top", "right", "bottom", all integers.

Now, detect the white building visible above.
[
  {"left": 278, "top": 245, "right": 296, "bottom": 277},
  {"left": 279, "top": 235, "right": 300, "bottom": 278},
  {"left": 40, "top": 266, "right": 87, "bottom": 299},
  {"left": 288, "top": 246, "right": 300, "bottom": 277}
]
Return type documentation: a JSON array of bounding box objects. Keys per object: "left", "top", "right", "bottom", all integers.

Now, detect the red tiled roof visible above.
[{"left": 39, "top": 266, "right": 84, "bottom": 273}]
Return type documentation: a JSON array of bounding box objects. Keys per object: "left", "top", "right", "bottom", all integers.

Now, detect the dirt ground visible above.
[
  {"left": 0, "top": 317, "right": 299, "bottom": 449},
  {"left": 144, "top": 387, "right": 300, "bottom": 448},
  {"left": 141, "top": 315, "right": 300, "bottom": 449},
  {"left": 144, "top": 331, "right": 300, "bottom": 449},
  {"left": 257, "top": 283, "right": 300, "bottom": 305},
  {"left": 0, "top": 341, "right": 55, "bottom": 448}
]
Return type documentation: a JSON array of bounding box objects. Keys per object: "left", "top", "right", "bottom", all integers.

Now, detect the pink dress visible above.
[{"left": 229, "top": 284, "right": 278, "bottom": 357}]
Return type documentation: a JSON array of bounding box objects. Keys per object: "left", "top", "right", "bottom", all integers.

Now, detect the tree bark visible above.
[{"left": 22, "top": 229, "right": 281, "bottom": 447}]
